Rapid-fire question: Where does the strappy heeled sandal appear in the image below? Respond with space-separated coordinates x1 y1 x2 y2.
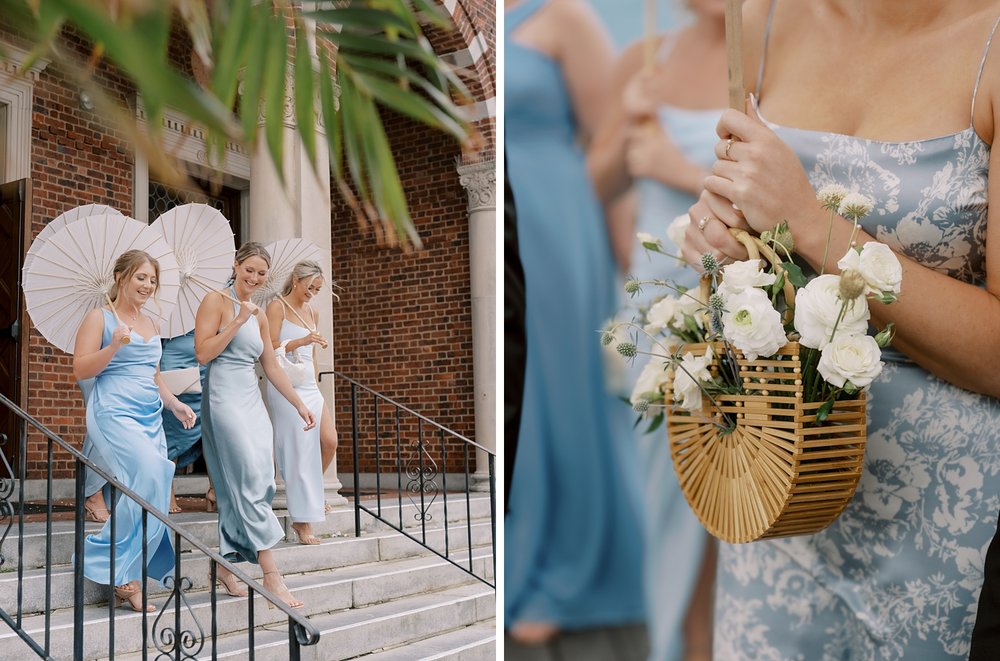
213 570 248 597
84 505 110 523
114 582 155 612
291 523 321 546
262 571 304 610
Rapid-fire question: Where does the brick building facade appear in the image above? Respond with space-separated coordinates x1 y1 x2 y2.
0 2 496 482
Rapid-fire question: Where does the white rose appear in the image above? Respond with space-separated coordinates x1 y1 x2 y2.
818 333 883 389
645 296 678 334
837 242 902 296
673 346 714 411
630 355 672 407
793 274 870 349
716 259 777 300
667 214 690 250
721 287 788 361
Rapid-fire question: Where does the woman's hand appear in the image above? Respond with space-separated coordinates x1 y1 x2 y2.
111 324 131 349
704 104 819 238
169 399 197 430
304 331 327 349
297 404 317 431
682 190 753 270
235 300 259 324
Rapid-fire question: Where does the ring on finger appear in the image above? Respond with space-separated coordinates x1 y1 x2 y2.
697 216 712 231
724 137 735 160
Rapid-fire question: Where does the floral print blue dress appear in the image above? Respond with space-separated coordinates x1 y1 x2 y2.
713 9 1000 660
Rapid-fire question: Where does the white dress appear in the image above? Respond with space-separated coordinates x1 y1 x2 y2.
266 316 326 523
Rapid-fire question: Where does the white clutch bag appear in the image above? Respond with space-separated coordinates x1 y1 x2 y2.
160 366 202 396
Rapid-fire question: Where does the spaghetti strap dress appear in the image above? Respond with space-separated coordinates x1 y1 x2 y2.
265 316 325 523
80 309 175 586
713 5 1000 659
505 0 645 630
201 289 284 563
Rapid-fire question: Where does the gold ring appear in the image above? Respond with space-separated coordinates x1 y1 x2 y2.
724 137 735 160
697 216 711 231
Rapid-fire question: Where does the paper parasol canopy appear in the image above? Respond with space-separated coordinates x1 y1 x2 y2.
22 214 180 353
148 203 236 338
23 204 124 273
252 238 324 306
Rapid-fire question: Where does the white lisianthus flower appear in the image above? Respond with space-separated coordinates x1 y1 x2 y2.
793 274 870 349
716 259 777 301
667 214 690 250
721 288 788 360
637 232 662 251
817 183 849 210
837 192 875 221
837 242 902 297
630 355 672 408
644 296 679 335
818 333 883 389
673 346 714 411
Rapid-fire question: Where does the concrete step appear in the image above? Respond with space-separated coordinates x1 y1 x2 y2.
361 619 496 661
107 584 495 661
0 495 494 572
0 550 494 661
0 521 494 616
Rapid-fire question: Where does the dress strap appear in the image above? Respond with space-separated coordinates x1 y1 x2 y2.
755 0 780 101
506 0 547 37
970 12 1000 126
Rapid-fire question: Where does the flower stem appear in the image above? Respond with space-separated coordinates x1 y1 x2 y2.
820 209 835 274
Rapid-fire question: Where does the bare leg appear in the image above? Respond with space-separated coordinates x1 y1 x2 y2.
682 537 717 661
259 549 303 608
320 407 338 513
214 561 248 597
508 621 559 646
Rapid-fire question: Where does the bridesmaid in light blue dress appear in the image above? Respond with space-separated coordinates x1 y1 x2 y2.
194 242 316 609
505 0 646 646
265 261 333 546
590 5 729 656
686 1 1000 658
73 250 196 612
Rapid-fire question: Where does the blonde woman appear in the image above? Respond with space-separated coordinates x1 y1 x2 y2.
194 242 316 609
73 250 196 612
264 260 339 545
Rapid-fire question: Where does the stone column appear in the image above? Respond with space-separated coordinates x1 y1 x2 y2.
457 161 496 491
249 97 347 509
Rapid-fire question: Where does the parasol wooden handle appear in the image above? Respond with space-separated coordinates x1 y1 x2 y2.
725 0 745 111
104 293 131 345
278 294 328 348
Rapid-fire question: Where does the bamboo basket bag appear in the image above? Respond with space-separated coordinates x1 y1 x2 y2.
664 230 868 544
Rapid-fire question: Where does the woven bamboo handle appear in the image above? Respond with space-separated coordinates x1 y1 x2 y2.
104 293 131 345
725 0 745 111
729 229 796 323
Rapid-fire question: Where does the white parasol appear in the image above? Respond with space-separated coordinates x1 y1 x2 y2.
252 238 324 307
22 214 180 353
148 203 236 338
23 204 124 273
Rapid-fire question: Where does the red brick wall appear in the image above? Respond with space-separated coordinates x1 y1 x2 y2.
331 0 495 475
5 25 137 478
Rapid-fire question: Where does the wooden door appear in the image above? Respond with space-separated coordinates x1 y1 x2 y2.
0 179 28 476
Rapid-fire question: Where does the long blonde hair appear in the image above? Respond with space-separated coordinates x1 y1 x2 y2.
108 250 160 303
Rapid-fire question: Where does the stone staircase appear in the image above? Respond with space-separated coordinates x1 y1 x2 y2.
0 495 496 660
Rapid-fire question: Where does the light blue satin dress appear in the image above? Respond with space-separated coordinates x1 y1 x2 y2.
266 317 325 523
505 0 645 630
159 331 205 469
80 309 175 586
714 6 1000 659
201 290 284 563
628 95 722 661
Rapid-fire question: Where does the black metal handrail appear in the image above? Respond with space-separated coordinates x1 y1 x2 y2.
318 370 496 590
0 392 320 660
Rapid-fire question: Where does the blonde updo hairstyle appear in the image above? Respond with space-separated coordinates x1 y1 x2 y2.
229 241 272 284
108 250 160 303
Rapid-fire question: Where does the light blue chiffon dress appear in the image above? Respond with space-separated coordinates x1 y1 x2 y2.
159 330 205 469
201 290 284 564
80 309 175 586
714 7 1000 659
266 317 325 523
626 63 723 658
505 0 645 631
